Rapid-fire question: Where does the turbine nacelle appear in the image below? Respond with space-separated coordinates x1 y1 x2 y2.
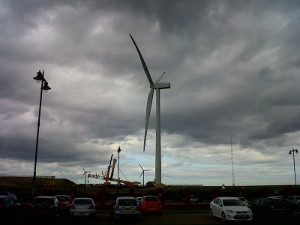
153 83 170 89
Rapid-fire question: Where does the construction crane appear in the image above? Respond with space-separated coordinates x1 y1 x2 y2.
89 154 140 186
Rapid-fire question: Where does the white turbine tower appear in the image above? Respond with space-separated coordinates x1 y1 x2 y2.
82 167 91 187
130 34 170 185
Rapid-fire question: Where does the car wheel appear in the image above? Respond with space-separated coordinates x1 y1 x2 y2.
221 212 226 223
209 208 214 218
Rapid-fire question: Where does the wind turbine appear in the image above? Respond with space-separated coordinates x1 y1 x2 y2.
130 34 170 185
139 164 151 187
82 167 91 187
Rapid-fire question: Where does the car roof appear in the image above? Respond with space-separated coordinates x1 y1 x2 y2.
35 196 56 199
0 195 10 198
117 196 136 200
217 197 240 200
73 197 93 200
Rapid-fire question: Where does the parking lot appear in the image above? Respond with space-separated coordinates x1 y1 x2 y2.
5 209 300 225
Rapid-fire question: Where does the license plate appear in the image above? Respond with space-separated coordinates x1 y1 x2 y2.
238 214 247 218
37 210 47 214
149 208 157 210
78 212 88 216
123 208 133 212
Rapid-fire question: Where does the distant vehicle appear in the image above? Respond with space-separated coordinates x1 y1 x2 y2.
69 198 96 217
55 195 71 211
190 195 199 203
112 196 141 220
136 197 143 205
0 195 21 215
238 197 248 206
250 197 292 219
139 195 163 214
209 197 253 223
286 195 300 208
30 196 60 217
0 192 17 201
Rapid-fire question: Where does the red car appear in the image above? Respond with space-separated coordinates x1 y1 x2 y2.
139 196 162 214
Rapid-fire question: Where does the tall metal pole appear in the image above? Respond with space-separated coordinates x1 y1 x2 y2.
117 146 121 185
32 78 44 197
230 136 235 187
289 148 298 188
32 71 51 197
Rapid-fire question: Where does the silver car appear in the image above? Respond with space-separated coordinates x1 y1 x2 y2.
209 197 253 222
69 198 96 217
112 196 141 220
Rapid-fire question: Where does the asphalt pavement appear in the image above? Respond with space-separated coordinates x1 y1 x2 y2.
5 209 300 225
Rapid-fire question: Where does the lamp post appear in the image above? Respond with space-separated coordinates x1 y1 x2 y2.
117 146 121 186
289 148 298 188
32 70 51 197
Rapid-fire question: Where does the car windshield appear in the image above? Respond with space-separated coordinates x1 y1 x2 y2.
0 197 6 204
34 198 53 205
145 197 159 201
56 196 71 202
118 199 137 206
223 199 244 206
272 198 287 207
74 199 92 205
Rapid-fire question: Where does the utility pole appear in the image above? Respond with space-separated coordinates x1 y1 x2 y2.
231 136 235 187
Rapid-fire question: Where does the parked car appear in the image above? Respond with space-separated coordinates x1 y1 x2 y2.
250 197 292 219
55 195 71 211
0 195 21 215
0 192 18 202
190 195 199 203
69 198 96 217
112 196 141 220
136 197 143 205
209 197 253 223
30 196 61 217
286 195 300 208
139 195 163 214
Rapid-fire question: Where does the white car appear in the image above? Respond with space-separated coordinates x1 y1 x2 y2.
209 197 253 222
69 198 96 217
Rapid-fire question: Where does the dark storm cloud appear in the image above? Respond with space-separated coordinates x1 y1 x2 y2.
1 0 300 184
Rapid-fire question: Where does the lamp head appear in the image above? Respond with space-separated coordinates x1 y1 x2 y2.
33 71 44 83
42 81 51 92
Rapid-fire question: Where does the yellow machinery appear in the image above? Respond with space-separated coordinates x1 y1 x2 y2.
88 154 140 186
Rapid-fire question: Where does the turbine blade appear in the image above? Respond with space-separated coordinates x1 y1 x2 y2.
144 88 154 151
139 164 143 170
155 72 166 84
139 171 143 178
129 34 153 86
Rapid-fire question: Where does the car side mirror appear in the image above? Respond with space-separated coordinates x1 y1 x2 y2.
218 203 223 207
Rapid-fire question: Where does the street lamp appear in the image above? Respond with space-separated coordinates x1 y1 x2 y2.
117 146 121 185
32 70 51 197
289 148 298 188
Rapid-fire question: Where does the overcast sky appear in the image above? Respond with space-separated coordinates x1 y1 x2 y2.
1 0 300 186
